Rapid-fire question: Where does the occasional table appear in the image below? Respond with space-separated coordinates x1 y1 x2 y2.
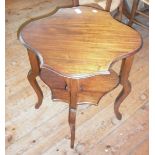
18 0 142 148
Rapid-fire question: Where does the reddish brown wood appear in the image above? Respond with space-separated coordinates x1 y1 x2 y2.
114 55 134 120
72 0 79 7
80 70 119 93
20 6 142 78
67 79 79 148
18 3 142 149
27 50 43 109
40 68 119 105
39 67 119 148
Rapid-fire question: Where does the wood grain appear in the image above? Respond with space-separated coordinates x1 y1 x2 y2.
19 6 142 78
40 68 119 105
17 1 143 148
6 0 148 154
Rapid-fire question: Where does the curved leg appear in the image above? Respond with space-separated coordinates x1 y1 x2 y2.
27 49 43 109
114 80 131 120
27 70 43 109
114 56 134 120
67 79 79 149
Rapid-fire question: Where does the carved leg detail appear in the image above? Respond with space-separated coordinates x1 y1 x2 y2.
27 70 43 109
114 80 131 120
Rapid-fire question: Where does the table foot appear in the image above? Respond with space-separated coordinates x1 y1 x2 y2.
27 70 43 109
68 108 76 148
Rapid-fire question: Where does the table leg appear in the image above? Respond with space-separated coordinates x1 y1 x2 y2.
68 79 79 148
114 55 134 120
27 70 43 109
27 49 43 109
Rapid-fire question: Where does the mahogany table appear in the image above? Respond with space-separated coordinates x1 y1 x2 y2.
18 0 142 148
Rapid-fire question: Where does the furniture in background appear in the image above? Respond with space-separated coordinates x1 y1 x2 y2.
79 0 121 12
128 0 149 29
142 0 149 5
18 0 142 148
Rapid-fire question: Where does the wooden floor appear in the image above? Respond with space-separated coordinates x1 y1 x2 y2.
6 0 149 155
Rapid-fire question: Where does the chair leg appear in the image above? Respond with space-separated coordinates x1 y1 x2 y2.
67 79 79 148
128 0 140 26
27 70 43 109
114 56 134 120
118 0 124 21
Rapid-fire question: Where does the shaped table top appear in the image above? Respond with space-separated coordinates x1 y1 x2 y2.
19 6 142 78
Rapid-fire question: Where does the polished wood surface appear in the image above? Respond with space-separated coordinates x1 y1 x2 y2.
18 2 143 149
6 0 148 153
39 64 119 148
40 68 119 104
19 6 142 78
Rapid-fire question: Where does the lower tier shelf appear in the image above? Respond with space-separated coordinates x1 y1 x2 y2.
40 67 119 105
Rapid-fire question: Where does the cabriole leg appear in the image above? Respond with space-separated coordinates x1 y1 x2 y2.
27 70 43 109
27 49 43 109
114 80 131 120
114 56 134 120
